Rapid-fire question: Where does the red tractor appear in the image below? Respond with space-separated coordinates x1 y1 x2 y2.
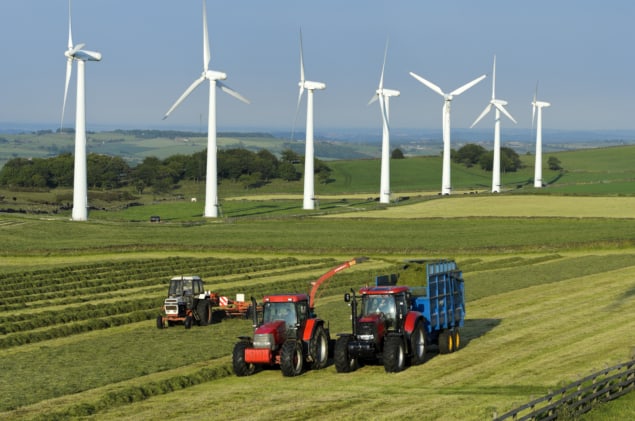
232 257 367 377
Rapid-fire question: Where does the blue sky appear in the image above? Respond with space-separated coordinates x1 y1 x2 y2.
1 0 634 132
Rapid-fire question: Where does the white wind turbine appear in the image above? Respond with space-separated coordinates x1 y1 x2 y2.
61 0 102 221
296 30 326 210
369 42 400 204
163 0 249 218
470 56 517 193
410 71 486 195
532 84 551 188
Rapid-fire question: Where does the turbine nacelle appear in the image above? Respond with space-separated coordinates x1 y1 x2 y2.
204 70 228 81
300 80 326 91
377 88 401 97
533 100 551 108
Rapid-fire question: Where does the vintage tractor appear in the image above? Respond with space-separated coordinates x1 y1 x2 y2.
232 257 367 377
156 275 219 329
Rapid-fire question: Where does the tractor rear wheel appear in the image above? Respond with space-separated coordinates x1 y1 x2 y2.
309 325 329 370
280 340 304 377
410 320 427 365
197 300 211 326
232 341 256 376
334 336 358 373
383 336 406 373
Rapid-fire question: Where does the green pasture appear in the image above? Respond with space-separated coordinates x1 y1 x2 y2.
1 143 635 419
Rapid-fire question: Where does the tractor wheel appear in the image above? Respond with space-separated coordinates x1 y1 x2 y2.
197 300 211 326
410 320 427 365
309 325 329 370
383 336 406 373
280 340 304 377
232 341 256 376
453 330 461 351
156 315 164 329
334 336 357 373
439 330 454 354
184 315 193 329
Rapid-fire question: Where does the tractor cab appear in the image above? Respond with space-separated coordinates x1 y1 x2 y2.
261 294 310 335
168 276 204 297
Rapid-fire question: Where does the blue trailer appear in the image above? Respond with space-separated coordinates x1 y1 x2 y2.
334 259 465 373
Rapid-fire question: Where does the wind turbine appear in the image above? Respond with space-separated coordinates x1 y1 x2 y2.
532 83 551 188
163 0 249 218
369 42 400 204
61 0 102 221
470 56 517 193
410 71 486 195
295 30 326 210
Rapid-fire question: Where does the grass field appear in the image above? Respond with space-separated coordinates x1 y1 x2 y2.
1 145 635 420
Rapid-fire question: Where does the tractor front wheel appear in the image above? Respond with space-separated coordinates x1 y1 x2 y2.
383 336 406 373
184 315 193 329
232 341 256 376
280 340 304 377
156 315 164 329
334 336 358 373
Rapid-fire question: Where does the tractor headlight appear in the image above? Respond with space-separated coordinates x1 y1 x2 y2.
253 333 275 350
358 334 375 341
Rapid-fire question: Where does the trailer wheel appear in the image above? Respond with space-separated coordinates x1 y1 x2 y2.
309 325 329 370
280 340 304 377
384 336 406 373
184 315 193 329
334 336 358 373
439 330 454 354
410 320 427 365
232 341 256 376
453 330 461 351
197 300 211 326
156 315 164 329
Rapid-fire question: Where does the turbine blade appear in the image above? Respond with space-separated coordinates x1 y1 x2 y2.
203 0 210 72
491 55 496 99
494 103 517 124
379 40 388 90
470 103 491 128
218 81 250 104
368 94 378 106
451 74 487 97
299 28 305 84
162 76 206 119
67 0 73 49
532 81 538 129
379 95 390 132
409 72 445 97
61 58 72 129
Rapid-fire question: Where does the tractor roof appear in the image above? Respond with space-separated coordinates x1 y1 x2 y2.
263 294 309 303
359 285 409 295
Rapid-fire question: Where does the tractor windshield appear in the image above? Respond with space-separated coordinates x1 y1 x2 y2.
362 294 396 327
263 302 297 326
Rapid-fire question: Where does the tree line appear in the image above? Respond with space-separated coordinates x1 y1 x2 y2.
0 148 333 193
453 143 562 172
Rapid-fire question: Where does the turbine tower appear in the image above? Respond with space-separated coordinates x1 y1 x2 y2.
163 0 249 218
410 71 486 195
296 30 326 210
369 42 400 204
61 0 102 221
532 84 551 188
470 56 517 193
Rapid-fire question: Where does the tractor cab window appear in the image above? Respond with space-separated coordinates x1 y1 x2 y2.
363 294 396 328
296 301 308 325
192 279 203 295
264 302 297 326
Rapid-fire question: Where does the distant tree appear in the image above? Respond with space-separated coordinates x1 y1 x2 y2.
548 156 562 171
455 144 486 167
479 147 522 172
278 161 301 181
391 148 405 159
281 148 301 164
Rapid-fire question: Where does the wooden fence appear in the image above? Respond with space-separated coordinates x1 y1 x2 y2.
494 359 635 420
